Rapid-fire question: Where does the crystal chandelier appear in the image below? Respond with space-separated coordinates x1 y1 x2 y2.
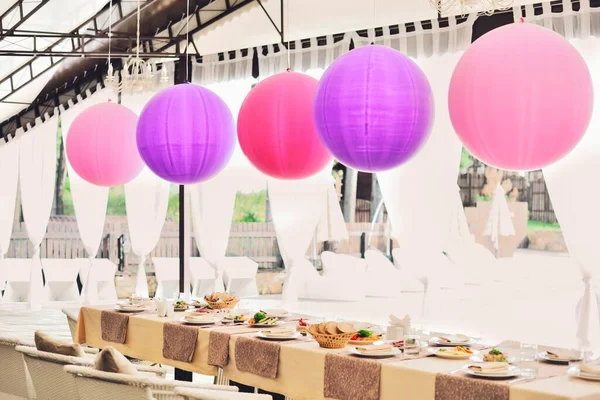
105 0 169 93
428 0 513 16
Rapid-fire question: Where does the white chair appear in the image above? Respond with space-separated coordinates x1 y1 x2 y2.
0 336 36 399
364 249 424 296
79 259 118 302
41 259 82 302
65 365 238 400
189 257 217 299
152 257 180 299
1 258 34 303
176 387 272 399
16 346 165 400
391 248 465 290
62 308 81 342
220 257 258 298
444 239 499 285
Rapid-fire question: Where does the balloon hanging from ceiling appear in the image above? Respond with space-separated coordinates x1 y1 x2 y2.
66 102 143 186
313 45 434 172
237 71 332 180
448 22 593 171
136 84 236 184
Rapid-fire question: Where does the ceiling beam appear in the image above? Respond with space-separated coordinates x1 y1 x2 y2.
0 0 51 41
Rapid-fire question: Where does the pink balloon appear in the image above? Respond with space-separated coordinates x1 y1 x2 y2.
237 72 332 179
66 102 143 186
449 23 593 171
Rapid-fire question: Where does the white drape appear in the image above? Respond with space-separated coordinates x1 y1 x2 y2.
377 52 464 254
0 139 20 258
193 49 255 86
544 36 600 351
483 183 516 251
122 68 173 298
60 88 112 304
448 184 472 244
20 113 57 310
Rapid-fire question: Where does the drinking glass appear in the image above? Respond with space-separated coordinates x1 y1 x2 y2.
519 343 538 378
403 328 420 356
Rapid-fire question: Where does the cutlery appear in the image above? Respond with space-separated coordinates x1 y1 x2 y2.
508 377 535 385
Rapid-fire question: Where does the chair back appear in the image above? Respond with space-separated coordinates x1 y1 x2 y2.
65 365 153 400
1 258 33 303
365 249 397 274
16 345 92 400
152 257 180 299
0 337 36 399
176 387 273 399
79 259 118 302
41 258 81 302
219 257 258 280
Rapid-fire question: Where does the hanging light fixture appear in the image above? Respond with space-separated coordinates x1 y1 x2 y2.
428 0 513 16
105 0 169 93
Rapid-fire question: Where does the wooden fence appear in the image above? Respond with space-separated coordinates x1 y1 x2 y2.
6 220 391 274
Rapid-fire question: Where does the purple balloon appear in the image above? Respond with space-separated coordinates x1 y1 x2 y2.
314 45 434 172
137 84 235 184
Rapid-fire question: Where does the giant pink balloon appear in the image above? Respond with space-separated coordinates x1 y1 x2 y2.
66 102 143 186
449 23 593 171
238 72 332 179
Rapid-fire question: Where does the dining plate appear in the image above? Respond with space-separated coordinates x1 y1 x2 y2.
470 355 517 364
114 306 147 313
249 322 283 328
567 367 600 381
180 317 219 325
348 339 383 346
348 347 401 358
463 365 521 379
256 331 301 341
429 337 474 347
262 309 289 318
539 353 581 364
429 348 476 360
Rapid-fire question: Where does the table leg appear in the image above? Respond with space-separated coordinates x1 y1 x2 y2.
229 381 285 400
175 368 193 381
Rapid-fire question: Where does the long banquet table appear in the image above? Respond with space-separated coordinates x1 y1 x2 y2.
76 306 600 400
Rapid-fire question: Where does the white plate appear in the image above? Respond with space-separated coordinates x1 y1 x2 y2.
249 322 282 328
470 354 517 364
348 338 384 346
568 367 600 381
463 365 521 379
539 352 580 364
349 347 401 358
429 348 476 360
114 306 147 313
429 336 474 347
257 331 301 341
180 317 219 325
262 309 289 318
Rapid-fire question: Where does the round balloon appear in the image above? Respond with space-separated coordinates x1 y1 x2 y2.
66 102 143 186
449 23 593 171
237 71 332 179
314 45 434 172
137 84 235 184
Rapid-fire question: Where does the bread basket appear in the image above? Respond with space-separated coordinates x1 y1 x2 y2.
310 331 356 349
206 298 239 310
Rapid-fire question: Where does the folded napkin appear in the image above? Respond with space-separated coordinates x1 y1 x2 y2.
100 310 129 344
435 373 509 400
234 336 280 379
438 334 469 343
324 353 380 400
262 330 294 337
468 362 509 373
580 363 600 376
355 344 393 354
389 314 411 328
541 347 581 361
162 322 199 362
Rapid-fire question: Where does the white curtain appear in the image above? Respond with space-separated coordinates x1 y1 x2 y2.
377 52 464 254
448 184 471 244
483 183 516 251
122 67 173 297
193 49 255 85
544 36 600 351
269 167 338 304
60 87 112 304
315 184 349 243
0 139 20 258
20 113 57 310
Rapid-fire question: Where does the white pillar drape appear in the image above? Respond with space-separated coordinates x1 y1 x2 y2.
20 114 57 310
483 183 516 251
0 139 20 259
448 184 471 244
377 52 464 255
60 88 112 304
544 37 600 351
122 72 173 298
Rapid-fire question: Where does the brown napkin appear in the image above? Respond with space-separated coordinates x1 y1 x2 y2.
162 322 199 362
435 374 508 400
100 310 129 344
234 336 280 379
324 353 380 400
208 331 231 367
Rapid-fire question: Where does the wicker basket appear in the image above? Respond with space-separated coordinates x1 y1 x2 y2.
206 298 239 310
310 331 357 349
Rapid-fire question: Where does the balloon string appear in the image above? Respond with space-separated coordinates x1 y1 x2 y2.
186 0 190 82
285 0 290 71
520 17 525 23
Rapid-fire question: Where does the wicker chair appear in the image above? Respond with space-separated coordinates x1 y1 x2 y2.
0 336 37 399
61 308 81 342
16 346 166 400
64 365 238 400
176 388 273 400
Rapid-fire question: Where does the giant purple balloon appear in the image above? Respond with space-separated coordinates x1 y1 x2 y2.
314 45 434 172
137 84 235 184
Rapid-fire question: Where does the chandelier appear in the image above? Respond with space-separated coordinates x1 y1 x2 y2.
428 0 513 16
104 0 169 93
